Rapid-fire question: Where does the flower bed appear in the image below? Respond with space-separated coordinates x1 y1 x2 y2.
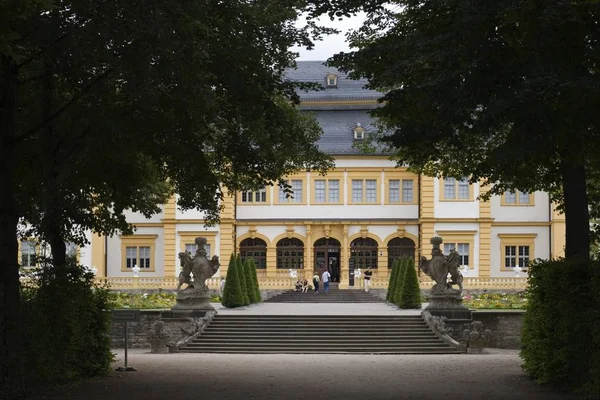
111 291 221 309
462 292 527 309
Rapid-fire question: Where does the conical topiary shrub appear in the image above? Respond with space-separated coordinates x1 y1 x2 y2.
393 256 409 306
237 254 250 306
249 258 261 302
221 253 244 308
244 258 257 304
398 256 421 309
386 259 399 301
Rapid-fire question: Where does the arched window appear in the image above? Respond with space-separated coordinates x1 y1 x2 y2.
276 238 304 269
350 237 378 270
239 238 267 269
388 237 416 268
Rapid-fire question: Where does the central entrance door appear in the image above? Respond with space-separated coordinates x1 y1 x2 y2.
313 238 341 283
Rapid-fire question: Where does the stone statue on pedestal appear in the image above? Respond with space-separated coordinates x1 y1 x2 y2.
420 236 471 319
173 237 220 311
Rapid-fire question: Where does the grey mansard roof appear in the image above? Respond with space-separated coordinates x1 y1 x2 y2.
287 61 382 103
288 61 388 155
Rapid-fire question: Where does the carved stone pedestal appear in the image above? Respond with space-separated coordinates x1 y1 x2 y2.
425 292 472 320
172 288 214 311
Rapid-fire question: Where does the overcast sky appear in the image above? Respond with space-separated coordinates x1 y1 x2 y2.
293 13 366 61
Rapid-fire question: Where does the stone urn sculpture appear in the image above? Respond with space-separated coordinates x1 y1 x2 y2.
172 237 220 311
462 320 492 354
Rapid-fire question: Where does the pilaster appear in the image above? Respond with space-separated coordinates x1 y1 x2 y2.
478 183 492 277
420 175 435 258
163 195 177 277
551 203 566 258
91 233 106 277
219 188 236 277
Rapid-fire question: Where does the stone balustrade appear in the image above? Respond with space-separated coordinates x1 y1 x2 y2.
87 275 528 290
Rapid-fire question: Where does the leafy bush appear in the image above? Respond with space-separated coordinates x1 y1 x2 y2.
111 291 176 309
237 254 250 306
20 260 113 392
520 258 599 396
397 256 421 309
386 259 399 301
249 258 261 302
221 253 245 308
243 258 258 303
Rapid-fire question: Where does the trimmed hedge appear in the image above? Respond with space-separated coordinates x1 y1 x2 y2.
221 253 245 308
392 257 409 306
386 259 399 301
19 261 113 396
520 258 600 396
244 258 258 304
236 254 250 306
249 258 262 302
397 256 421 309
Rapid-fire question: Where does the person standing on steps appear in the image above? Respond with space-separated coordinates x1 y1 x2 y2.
313 271 320 293
364 268 373 293
322 269 331 294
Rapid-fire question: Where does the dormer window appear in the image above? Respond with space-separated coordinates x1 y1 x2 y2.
326 73 338 87
354 123 365 140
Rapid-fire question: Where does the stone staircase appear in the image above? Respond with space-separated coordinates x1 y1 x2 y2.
179 314 460 354
264 283 383 303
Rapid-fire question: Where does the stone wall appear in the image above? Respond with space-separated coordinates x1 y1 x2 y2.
111 310 214 349
470 310 524 349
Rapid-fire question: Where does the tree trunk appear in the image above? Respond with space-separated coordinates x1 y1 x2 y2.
42 57 67 270
0 54 24 397
562 160 590 260
49 230 66 268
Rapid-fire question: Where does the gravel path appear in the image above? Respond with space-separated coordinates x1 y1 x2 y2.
33 349 578 400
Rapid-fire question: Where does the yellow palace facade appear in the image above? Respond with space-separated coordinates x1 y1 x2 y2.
19 62 566 290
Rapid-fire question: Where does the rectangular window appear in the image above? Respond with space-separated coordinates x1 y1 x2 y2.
366 179 377 203
504 245 530 268
444 242 469 266
504 192 517 204
315 180 326 203
444 178 456 199
505 246 517 268
241 191 252 203
503 190 533 206
185 243 197 255
518 245 530 267
126 246 137 269
242 188 267 203
518 192 530 204
279 180 288 203
389 180 400 202
185 243 211 257
291 180 303 203
458 178 470 199
139 246 151 269
352 180 363 202
328 180 339 203
402 180 413 202
21 240 36 268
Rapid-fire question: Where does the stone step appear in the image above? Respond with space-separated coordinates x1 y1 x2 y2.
191 338 444 344
198 332 433 338
180 346 460 354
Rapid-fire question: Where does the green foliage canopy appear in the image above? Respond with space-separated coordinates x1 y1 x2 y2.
313 0 600 259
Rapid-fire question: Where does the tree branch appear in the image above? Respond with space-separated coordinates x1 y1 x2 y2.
16 68 113 143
